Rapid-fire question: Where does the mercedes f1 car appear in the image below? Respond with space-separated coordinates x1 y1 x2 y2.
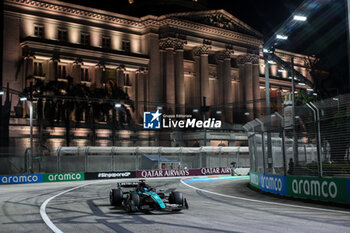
109 179 189 212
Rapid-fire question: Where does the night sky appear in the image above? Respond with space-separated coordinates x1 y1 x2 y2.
59 0 350 91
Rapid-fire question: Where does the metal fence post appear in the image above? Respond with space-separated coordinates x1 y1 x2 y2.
111 147 114 172
57 147 61 173
306 102 323 177
256 119 266 174
275 112 287 176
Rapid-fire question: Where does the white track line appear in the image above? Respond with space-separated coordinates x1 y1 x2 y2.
39 177 205 233
40 182 95 233
180 178 350 215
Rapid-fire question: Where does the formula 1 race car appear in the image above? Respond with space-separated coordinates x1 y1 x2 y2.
109 179 189 212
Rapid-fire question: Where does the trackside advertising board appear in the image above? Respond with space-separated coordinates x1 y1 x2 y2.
137 167 231 178
260 173 287 195
249 171 260 189
43 172 84 182
85 171 136 180
0 174 43 184
287 176 348 204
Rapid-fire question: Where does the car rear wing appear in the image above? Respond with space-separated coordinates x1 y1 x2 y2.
117 182 139 188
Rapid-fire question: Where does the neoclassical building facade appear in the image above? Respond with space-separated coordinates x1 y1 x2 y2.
2 0 313 151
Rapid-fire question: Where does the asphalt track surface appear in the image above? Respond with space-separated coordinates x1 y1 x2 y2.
1 177 350 233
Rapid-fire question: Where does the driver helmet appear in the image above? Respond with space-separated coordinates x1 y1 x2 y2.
143 187 148 192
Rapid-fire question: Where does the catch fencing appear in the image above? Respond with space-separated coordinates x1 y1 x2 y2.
244 93 350 177
0 146 249 175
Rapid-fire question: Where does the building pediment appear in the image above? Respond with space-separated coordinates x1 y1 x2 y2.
166 10 263 39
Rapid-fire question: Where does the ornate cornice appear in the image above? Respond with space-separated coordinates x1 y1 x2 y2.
5 0 144 29
236 54 259 64
5 0 263 48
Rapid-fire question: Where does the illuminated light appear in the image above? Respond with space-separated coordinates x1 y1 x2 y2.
298 82 306 86
35 55 50 60
156 106 163 110
263 48 273 54
306 88 313 92
244 112 250 116
267 60 274 64
333 97 339 101
115 103 122 108
293 15 307 21
278 69 285 73
216 110 222 114
313 93 318 96
60 58 74 63
295 116 300 119
276 34 288 40
20 97 28 101
193 109 199 113
0 91 4 95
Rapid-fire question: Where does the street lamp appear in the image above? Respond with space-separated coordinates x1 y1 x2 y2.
293 15 307 21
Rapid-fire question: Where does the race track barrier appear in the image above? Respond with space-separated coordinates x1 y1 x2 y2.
250 172 350 205
0 167 232 185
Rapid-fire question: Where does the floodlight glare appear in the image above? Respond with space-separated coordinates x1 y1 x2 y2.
0 91 4 95
293 15 307 21
244 112 250 116
193 108 199 113
313 93 318 96
306 88 313 92
20 96 27 101
216 110 222 114
276 34 288 40
115 103 122 108
298 82 306 86
332 97 339 101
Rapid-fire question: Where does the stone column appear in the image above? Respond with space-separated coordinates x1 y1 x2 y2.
174 39 186 114
223 49 234 123
117 66 125 88
135 68 145 123
94 63 104 88
253 62 261 118
160 37 175 112
48 56 59 82
24 55 34 78
237 54 259 121
193 44 211 106
148 34 162 104
71 59 82 85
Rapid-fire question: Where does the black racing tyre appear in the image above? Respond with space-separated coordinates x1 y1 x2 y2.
130 193 140 207
169 191 183 205
126 193 140 212
110 189 123 206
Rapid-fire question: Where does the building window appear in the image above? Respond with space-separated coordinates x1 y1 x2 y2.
33 62 44 76
102 36 111 49
122 41 130 52
81 67 89 82
58 64 67 79
58 29 68 42
34 25 44 38
81 33 90 46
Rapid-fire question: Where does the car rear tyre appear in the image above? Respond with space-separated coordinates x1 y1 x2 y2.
110 189 123 206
